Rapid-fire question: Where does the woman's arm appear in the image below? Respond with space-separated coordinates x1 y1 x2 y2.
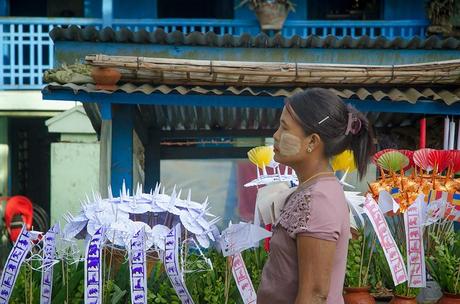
295 236 337 304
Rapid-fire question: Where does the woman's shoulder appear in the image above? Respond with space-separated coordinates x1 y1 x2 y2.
309 177 346 202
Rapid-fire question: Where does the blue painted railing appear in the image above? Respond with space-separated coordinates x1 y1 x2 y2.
0 17 429 90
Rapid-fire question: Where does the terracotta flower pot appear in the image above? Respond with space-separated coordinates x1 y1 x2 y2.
91 67 121 91
437 293 460 304
344 287 376 304
254 2 289 30
389 295 417 304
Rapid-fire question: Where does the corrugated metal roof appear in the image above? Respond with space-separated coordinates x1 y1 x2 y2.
44 82 460 105
50 26 460 50
83 100 420 132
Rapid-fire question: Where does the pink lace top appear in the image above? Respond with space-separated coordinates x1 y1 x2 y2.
257 176 350 304
275 188 313 238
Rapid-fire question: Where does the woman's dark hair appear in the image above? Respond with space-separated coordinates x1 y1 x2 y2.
285 88 375 179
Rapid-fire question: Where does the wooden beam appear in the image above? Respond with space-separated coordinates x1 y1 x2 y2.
160 146 251 159
158 129 276 139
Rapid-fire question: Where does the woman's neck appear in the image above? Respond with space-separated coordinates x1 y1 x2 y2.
293 158 332 185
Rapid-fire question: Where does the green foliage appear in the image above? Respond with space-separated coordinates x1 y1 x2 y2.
426 229 460 294
8 246 268 304
345 229 375 288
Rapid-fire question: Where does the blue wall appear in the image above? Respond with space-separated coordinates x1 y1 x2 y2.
84 0 157 19
84 0 101 18
82 0 428 21
383 0 426 20
113 0 157 19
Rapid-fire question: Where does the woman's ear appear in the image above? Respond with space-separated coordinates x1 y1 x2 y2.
307 133 321 152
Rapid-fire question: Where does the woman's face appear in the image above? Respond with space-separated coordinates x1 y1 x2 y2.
273 107 313 166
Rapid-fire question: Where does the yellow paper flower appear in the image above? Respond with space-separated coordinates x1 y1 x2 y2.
331 150 356 172
247 146 274 169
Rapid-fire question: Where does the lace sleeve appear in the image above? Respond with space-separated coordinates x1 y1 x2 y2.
276 189 312 238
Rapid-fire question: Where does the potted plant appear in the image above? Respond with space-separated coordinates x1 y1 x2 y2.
236 0 296 31
344 228 377 304
426 224 460 303
426 0 455 35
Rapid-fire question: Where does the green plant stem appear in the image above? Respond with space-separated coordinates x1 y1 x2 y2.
358 229 366 287
455 259 460 294
62 259 67 304
224 257 231 304
363 233 376 286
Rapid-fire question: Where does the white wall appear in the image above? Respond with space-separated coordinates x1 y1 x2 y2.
50 141 100 225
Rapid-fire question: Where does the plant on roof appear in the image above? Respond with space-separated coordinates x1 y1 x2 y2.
426 0 458 35
236 0 296 12
235 0 296 31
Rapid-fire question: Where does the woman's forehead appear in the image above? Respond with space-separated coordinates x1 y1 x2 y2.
281 106 296 123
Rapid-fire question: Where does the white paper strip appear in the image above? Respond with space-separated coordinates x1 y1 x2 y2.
444 117 450 150
450 120 456 150
85 227 104 304
164 223 194 304
231 253 257 304
129 228 147 304
404 196 426 288
40 224 59 304
363 195 408 286
457 119 460 150
0 225 32 304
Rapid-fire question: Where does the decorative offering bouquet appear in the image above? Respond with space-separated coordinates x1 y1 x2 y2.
0 180 271 304
361 148 460 299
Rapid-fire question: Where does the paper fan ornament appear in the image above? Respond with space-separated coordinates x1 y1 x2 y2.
450 150 460 173
331 150 356 172
413 148 435 172
376 150 409 172
248 146 277 169
428 150 452 173
399 149 414 171
372 149 396 165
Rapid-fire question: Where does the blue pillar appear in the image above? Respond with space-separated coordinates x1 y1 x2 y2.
144 130 160 192
111 104 133 193
0 0 9 16
102 0 113 27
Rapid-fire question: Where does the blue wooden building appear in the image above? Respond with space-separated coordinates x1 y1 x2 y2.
1 0 460 222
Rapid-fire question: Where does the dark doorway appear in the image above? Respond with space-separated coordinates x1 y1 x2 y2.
9 117 58 225
157 0 234 19
308 0 381 20
8 0 83 17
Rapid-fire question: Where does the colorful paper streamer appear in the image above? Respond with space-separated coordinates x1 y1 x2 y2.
363 195 408 286
0 225 32 304
404 196 426 288
85 227 104 304
231 253 257 304
164 223 194 304
40 224 59 304
129 228 147 304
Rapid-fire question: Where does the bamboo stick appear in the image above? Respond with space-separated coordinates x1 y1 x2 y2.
85 54 460 86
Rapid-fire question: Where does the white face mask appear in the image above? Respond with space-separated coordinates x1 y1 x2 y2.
279 132 302 156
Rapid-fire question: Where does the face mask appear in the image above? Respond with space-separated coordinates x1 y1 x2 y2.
279 132 302 156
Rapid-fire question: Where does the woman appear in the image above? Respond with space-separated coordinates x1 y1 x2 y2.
257 88 374 304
